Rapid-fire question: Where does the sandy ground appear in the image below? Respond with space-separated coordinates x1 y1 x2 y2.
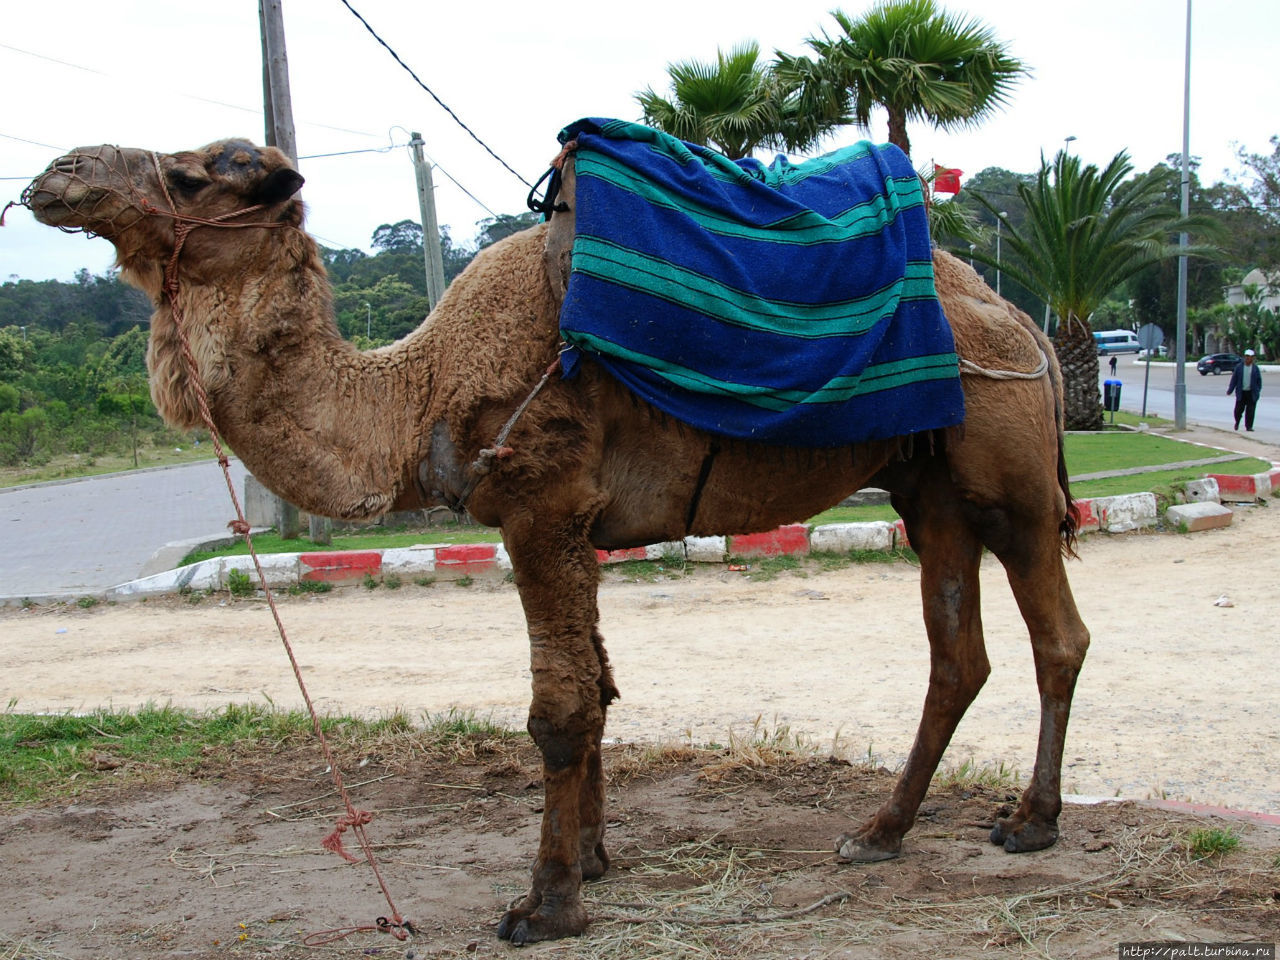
3 499 1279 818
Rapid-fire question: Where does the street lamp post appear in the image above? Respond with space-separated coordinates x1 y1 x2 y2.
364 302 371 339
1063 135 1077 154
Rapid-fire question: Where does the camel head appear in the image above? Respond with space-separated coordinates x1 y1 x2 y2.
24 140 305 295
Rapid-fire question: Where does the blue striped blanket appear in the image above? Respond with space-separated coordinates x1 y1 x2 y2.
555 117 964 447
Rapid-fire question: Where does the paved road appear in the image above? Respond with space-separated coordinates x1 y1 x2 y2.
1101 360 1280 444
0 459 247 601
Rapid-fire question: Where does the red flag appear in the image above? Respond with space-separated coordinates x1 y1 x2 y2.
933 164 963 194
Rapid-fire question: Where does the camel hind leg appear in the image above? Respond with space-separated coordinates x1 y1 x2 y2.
837 459 991 860
983 502 1090 851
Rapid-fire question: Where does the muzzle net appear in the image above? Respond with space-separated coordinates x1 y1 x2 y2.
12 146 158 238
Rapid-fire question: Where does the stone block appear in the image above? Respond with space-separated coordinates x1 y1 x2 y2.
728 524 810 558
1179 477 1220 504
298 550 381 583
810 521 894 553
1210 473 1263 503
1166 501 1234 532
684 535 727 563
1090 493 1158 533
243 473 277 527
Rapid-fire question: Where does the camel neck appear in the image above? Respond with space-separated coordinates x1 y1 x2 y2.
149 254 437 522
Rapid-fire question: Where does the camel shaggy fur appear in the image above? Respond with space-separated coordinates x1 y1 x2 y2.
26 139 1090 945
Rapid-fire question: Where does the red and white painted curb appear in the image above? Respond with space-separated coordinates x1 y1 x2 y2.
103 469 1276 602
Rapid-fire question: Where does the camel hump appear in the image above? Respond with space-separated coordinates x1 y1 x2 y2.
933 249 1046 374
543 157 576 304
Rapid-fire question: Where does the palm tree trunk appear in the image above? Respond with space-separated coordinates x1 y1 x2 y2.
886 107 911 156
1054 314 1103 430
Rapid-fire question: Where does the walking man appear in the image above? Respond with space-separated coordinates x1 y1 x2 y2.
1228 349 1263 431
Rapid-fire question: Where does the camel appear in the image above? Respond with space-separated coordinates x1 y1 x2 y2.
24 138 1090 945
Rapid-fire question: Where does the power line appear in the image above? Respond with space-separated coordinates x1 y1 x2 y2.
423 153 499 219
300 143 407 160
0 42 377 139
337 0 533 189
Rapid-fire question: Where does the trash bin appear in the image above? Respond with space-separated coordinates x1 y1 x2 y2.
1103 379 1122 412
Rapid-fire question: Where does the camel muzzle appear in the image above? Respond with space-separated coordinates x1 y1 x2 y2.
22 145 149 237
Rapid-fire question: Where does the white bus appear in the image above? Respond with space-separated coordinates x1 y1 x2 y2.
1093 330 1141 355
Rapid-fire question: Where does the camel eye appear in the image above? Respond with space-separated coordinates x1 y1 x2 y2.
169 171 208 193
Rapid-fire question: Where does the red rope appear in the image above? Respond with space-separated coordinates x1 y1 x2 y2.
153 155 412 943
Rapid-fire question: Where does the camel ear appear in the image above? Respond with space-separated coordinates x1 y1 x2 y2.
253 168 305 206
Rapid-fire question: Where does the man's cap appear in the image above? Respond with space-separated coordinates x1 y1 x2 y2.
1245 349 1256 356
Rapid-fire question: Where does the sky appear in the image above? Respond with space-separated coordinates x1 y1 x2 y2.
2 0 1277 283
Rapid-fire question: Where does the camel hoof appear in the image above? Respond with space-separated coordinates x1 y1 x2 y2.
497 899 587 944
835 832 900 863
581 841 611 881
990 816 1059 853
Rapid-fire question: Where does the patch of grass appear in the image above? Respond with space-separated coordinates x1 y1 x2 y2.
226 567 255 597
420 707 511 740
0 704 334 803
734 554 804 582
808 503 900 525
413 576 435 587
699 717 820 781
932 757 1022 791
454 575 474 588
605 557 689 581
287 580 332 595
1186 827 1241 860
0 704 510 805
1062 431 1240 474
362 572 379 590
384 573 403 589
75 596 98 609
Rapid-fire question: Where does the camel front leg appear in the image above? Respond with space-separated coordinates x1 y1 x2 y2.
837 483 989 861
497 519 614 945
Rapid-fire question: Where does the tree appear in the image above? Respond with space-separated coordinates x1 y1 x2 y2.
371 220 424 254
1229 136 1280 271
969 150 1216 430
477 212 542 251
777 0 1027 157
637 42 797 159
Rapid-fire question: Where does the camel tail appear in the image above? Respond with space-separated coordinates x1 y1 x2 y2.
1042 335 1079 559
1057 432 1080 558
1013 307 1079 559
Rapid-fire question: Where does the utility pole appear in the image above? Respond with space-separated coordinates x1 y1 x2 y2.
259 1 327 542
409 132 447 310
259 0 297 166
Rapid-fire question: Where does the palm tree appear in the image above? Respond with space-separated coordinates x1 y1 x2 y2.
777 0 1026 157
968 150 1218 430
636 42 796 160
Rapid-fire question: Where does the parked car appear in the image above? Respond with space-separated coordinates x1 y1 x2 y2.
1196 353 1242 376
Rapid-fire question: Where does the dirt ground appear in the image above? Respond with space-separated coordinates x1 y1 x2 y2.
2 502 1280 957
